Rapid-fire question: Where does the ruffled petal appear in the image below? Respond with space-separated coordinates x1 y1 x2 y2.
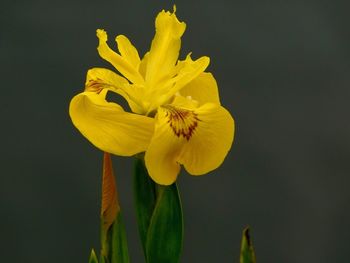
145 9 186 87
96 29 144 84
179 72 220 105
171 54 210 93
144 102 234 185
69 91 154 156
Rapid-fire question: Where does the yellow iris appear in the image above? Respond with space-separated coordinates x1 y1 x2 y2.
69 8 235 185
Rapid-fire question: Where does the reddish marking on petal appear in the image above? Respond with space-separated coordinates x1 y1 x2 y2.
85 78 108 93
163 105 200 140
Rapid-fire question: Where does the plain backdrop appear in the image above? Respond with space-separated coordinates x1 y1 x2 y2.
1 0 350 262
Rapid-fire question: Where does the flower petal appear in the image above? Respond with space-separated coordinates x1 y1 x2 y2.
144 109 183 185
179 72 220 105
96 29 144 84
84 67 145 114
172 54 210 93
178 103 234 175
139 52 149 78
115 35 141 69
85 67 129 93
146 55 210 112
69 91 154 156
145 9 186 87
145 103 234 185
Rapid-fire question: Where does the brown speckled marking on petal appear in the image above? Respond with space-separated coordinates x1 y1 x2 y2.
85 78 108 93
163 105 200 140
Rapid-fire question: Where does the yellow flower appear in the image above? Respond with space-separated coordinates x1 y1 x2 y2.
69 8 235 185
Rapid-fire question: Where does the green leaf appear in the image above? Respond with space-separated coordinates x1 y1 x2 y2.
240 227 256 263
89 249 98 263
146 184 183 263
110 213 130 263
133 156 157 255
99 255 106 263
100 212 130 263
133 155 184 263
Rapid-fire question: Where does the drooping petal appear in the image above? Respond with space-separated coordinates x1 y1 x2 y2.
145 9 186 87
144 102 234 185
115 35 141 69
179 72 220 105
144 107 183 185
178 103 234 175
69 90 154 156
96 29 144 84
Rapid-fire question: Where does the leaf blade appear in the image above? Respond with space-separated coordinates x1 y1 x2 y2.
133 156 157 255
146 184 183 263
240 227 256 263
89 249 98 263
110 213 130 263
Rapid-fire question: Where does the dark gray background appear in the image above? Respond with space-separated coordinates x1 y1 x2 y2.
1 0 350 262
